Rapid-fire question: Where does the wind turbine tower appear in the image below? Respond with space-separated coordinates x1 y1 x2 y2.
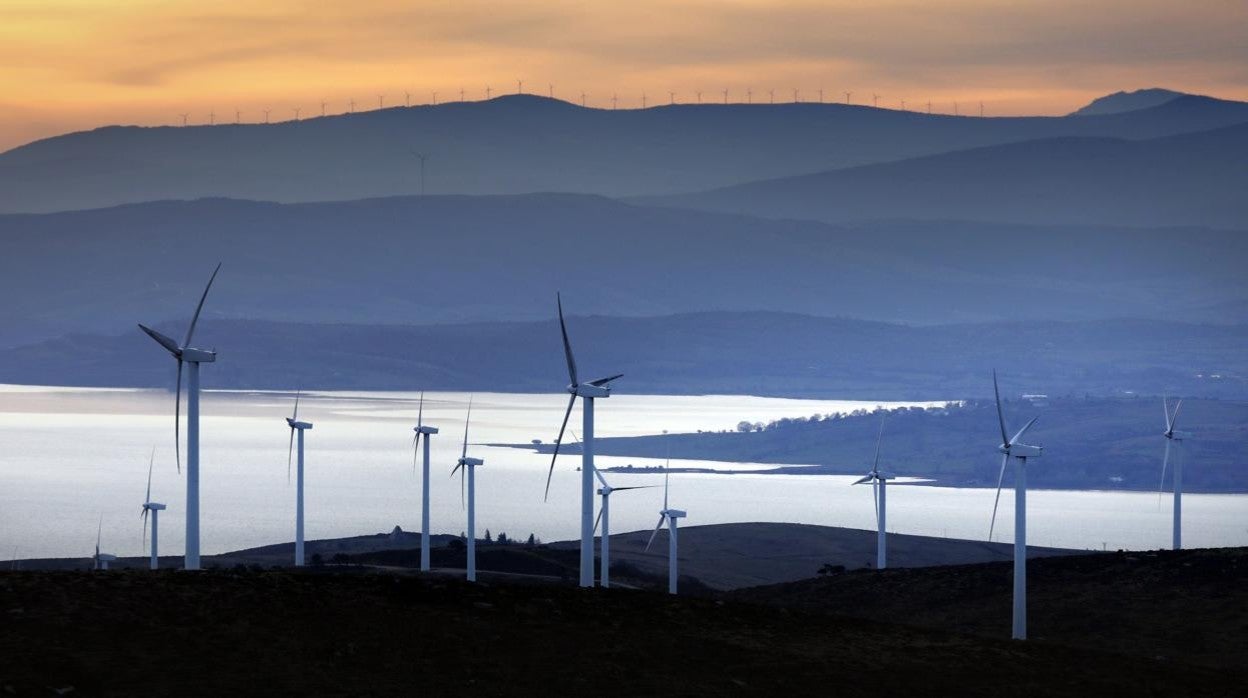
1159 398 1189 549
451 399 484 582
285 391 313 566
412 392 439 571
593 469 652 588
645 467 687 595
844 91 852 104
853 417 894 569
137 262 222 571
544 294 623 588
141 449 166 570
988 370 1043 640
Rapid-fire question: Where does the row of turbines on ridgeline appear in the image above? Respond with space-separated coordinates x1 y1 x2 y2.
92 264 1194 641
170 83 991 126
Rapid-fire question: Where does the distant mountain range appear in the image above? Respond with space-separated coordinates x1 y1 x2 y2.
1 313 1244 400
1069 88 1194 116
2 92 1247 214
2 194 1246 348
642 121 1248 227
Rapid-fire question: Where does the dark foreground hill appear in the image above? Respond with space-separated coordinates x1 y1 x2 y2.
729 546 1248 671
2 548 1244 695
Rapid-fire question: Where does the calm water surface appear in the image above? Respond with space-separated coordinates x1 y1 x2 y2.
1 385 1244 560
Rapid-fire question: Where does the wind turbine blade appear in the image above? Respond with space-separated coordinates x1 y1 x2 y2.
587 373 624 387
417 391 424 428
556 292 579 386
145 447 155 503
594 506 604 535
174 360 183 474
873 479 879 525
988 453 1009 541
460 467 465 509
137 324 181 356
593 466 608 489
142 508 149 549
461 396 473 460
663 463 670 511
1169 399 1183 433
645 516 666 552
544 394 578 501
852 473 873 485
287 427 295 483
97 515 102 550
1163 396 1172 432
1159 438 1171 508
413 432 420 474
993 369 1009 446
612 486 657 491
183 262 222 348
872 415 885 473
1010 416 1040 446
292 390 301 421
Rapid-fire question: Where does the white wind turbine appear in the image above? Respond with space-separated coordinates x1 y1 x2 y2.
852 416 894 569
450 398 483 582
987 369 1042 640
592 468 653 588
544 293 623 588
411 391 439 571
138 262 222 571
141 449 167 570
1159 397 1189 549
285 390 313 566
644 466 687 595
93 517 117 571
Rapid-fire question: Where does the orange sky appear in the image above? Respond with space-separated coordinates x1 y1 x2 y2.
1 0 1245 151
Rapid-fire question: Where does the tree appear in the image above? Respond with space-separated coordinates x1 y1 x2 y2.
737 420 753 432
497 531 509 545
484 529 492 542
526 533 536 546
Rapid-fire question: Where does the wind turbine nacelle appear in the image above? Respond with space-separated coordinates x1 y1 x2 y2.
574 383 611 398
1168 430 1191 440
459 457 484 467
144 502 167 511
287 419 313 430
663 508 687 519
181 348 217 363
1006 444 1042 458
416 425 440 435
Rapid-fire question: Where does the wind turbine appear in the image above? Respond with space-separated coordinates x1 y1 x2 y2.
320 101 327 117
409 149 427 196
137 262 222 571
93 517 117 571
722 88 728 104
485 85 491 99
669 91 676 105
793 88 799 103
844 91 852 104
873 93 880 107
987 369 1043 640
412 391 439 571
432 91 438 105
179 113 189 127
593 469 653 588
696 90 702 103
544 293 623 588
580 91 587 107
852 416 893 569
746 88 752 104
377 94 384 109
263 109 271 124
209 110 215 125
517 79 523 94
768 89 774 104
141 448 167 570
405 91 411 107
1159 397 1189 549
285 390 313 567
644 466 687 595
451 398 483 582
612 94 618 110
293 107 301 121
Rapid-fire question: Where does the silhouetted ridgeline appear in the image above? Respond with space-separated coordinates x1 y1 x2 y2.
575 397 1248 492
1 194 1245 348
0 314 1244 401
2 92 1247 213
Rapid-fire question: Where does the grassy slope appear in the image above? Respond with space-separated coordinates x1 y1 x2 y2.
1 564 1242 696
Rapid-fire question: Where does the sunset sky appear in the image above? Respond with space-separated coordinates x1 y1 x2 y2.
1 0 1245 151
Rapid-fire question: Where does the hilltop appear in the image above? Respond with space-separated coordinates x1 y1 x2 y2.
3 92 1248 213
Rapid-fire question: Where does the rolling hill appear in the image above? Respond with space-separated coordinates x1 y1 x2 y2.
3 93 1248 213
1 194 1245 348
644 121 1248 227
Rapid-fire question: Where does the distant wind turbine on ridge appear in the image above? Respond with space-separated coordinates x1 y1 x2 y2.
1159 397 1189 549
412 391 439 571
137 262 222 571
141 448 167 570
285 390 313 567
988 369 1043 640
93 516 117 571
544 293 623 588
852 415 894 569
593 468 654 588
451 398 484 582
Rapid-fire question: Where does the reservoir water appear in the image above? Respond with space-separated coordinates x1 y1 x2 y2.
1 385 1244 560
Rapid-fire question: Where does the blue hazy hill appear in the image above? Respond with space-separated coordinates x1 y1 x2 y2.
1069 88 1191 116
1 195 1245 348
2 92 1247 213
642 119 1248 227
